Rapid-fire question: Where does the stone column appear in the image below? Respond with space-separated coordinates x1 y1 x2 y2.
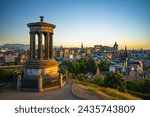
16 75 21 91
33 34 36 59
44 34 48 59
38 76 43 92
45 33 49 59
38 32 43 60
47 33 50 59
30 32 34 59
59 73 63 88
49 33 53 59
44 34 46 59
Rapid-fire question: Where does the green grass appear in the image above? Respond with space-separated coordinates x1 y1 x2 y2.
75 80 141 100
127 90 150 100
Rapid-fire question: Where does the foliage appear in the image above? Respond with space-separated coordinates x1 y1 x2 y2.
87 58 97 74
0 83 16 91
89 76 104 86
67 72 88 82
68 62 80 74
76 81 140 100
78 58 88 73
98 61 110 71
128 90 150 100
104 72 126 92
0 68 23 83
77 74 89 81
68 58 97 75
126 78 150 94
0 69 14 83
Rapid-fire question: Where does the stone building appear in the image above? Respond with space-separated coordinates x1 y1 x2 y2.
113 42 118 58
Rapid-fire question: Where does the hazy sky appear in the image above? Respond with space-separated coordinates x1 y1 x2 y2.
0 0 150 49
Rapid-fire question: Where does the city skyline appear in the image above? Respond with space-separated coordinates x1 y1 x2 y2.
0 0 150 49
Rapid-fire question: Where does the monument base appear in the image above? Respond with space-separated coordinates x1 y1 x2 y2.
17 59 67 91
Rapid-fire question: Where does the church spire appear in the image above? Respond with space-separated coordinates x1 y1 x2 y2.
81 42 83 49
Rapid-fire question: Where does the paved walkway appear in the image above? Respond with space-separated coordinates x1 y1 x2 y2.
0 80 81 100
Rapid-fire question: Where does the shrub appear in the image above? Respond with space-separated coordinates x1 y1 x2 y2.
98 61 110 71
104 72 126 92
68 58 96 75
126 78 150 94
0 69 14 83
89 77 104 86
77 74 88 81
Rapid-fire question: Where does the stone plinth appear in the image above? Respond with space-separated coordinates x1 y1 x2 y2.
24 59 59 78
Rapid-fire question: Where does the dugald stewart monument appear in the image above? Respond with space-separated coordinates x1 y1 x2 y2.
17 16 67 91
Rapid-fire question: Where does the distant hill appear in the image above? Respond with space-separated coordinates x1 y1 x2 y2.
1 44 29 49
0 44 59 49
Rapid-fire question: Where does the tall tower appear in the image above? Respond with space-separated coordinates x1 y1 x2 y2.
113 42 118 58
124 45 128 58
21 16 66 91
81 42 83 49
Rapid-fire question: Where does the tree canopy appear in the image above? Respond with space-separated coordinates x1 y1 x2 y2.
98 61 110 71
104 72 126 92
68 58 97 75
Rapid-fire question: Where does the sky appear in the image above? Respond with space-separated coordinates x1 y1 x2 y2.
0 0 150 49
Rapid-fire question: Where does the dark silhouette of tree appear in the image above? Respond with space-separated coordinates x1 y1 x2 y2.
88 57 97 74
79 58 88 73
104 72 126 92
98 61 110 71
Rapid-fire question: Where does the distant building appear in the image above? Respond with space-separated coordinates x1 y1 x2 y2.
19 53 27 63
53 48 57 58
86 47 91 55
81 42 85 53
94 45 103 52
69 49 75 54
113 42 118 58
123 46 128 58
127 59 143 72
4 55 17 65
0 52 4 57
81 42 83 49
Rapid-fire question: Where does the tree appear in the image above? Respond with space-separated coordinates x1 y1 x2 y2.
77 73 88 81
79 58 88 73
127 78 150 94
68 58 97 75
98 61 110 71
68 62 80 74
88 58 97 74
104 72 126 92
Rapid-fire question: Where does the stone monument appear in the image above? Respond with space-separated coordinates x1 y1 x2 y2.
20 16 66 91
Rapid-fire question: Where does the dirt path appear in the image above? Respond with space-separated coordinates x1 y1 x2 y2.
72 82 104 100
0 80 82 100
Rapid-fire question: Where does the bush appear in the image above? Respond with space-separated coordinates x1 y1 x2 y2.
89 77 104 86
67 72 88 81
98 61 110 71
128 90 150 100
0 69 14 83
77 74 88 81
68 58 96 75
67 72 73 79
126 78 150 94
104 72 126 92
